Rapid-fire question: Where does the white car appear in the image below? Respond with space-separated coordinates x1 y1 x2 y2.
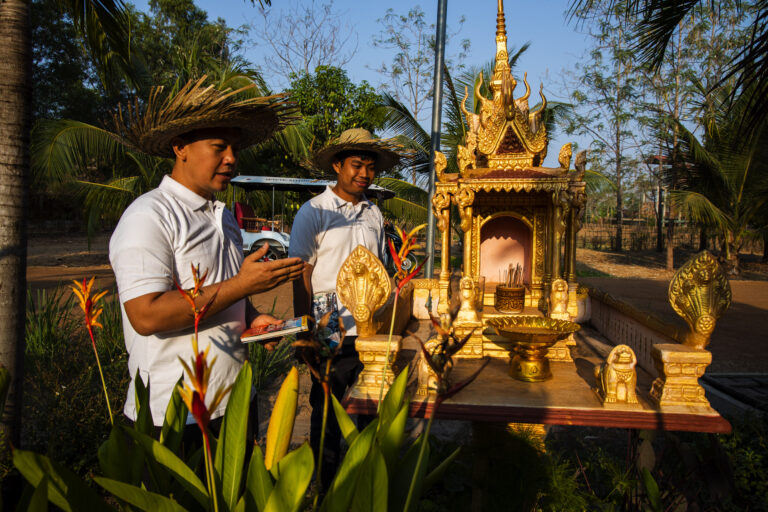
241 228 290 260
232 175 394 260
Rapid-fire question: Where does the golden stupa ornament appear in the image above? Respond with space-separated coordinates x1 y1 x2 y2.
456 0 552 172
668 250 731 349
336 245 391 337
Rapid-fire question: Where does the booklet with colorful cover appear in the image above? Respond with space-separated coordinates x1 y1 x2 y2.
240 315 311 343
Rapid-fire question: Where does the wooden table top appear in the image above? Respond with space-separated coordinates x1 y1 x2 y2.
344 321 732 434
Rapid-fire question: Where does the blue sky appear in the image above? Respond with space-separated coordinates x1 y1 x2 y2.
133 0 592 167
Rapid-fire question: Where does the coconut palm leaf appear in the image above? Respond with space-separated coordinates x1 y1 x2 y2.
378 93 431 186
31 119 127 186
63 0 140 89
584 168 615 195
670 189 731 233
375 177 429 226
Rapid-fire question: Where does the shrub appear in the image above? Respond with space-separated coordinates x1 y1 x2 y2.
22 285 127 476
25 286 78 362
249 336 294 392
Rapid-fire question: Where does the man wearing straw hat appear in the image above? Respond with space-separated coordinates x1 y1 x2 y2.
290 128 402 488
109 79 305 438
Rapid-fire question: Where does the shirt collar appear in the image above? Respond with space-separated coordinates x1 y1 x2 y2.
323 185 370 210
159 175 223 211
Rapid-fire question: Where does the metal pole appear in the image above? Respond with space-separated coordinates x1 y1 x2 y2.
424 0 448 279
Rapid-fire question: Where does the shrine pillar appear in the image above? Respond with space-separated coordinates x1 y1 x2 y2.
432 187 453 315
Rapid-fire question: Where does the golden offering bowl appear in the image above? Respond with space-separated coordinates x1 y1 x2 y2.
488 316 581 382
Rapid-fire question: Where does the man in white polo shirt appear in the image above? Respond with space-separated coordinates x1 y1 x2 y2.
109 81 304 437
290 128 402 488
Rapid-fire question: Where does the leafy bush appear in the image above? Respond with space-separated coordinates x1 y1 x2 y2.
719 413 768 511
25 286 78 362
249 336 294 392
22 285 127 476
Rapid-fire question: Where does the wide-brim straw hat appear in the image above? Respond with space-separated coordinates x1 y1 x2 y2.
114 76 297 158
310 128 403 173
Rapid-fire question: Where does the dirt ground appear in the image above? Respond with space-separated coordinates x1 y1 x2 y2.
26 233 768 375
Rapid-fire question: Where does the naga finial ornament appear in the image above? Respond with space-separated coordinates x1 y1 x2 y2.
336 245 391 337
668 251 731 349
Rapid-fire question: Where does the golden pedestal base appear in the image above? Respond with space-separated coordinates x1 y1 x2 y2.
649 343 713 411
354 335 402 395
546 337 575 362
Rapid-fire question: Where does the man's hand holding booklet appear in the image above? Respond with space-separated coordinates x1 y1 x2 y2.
240 315 311 343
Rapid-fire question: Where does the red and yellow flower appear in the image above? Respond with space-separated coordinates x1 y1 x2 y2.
71 277 113 425
387 223 427 291
178 336 231 431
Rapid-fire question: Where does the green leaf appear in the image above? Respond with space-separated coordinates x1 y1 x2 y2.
331 393 358 446
321 419 379 512
98 426 134 484
264 443 314 512
244 444 273 512
390 435 430 511
348 447 388 512
379 402 409 471
378 365 408 434
134 372 154 437
13 449 113 512
641 468 661 512
422 446 461 493
93 477 187 512
124 427 209 508
27 474 49 512
265 367 298 471
160 378 188 454
215 364 252 510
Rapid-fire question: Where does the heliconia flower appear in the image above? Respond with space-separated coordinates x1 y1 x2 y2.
173 264 219 335
71 277 113 425
178 338 231 431
389 223 427 289
72 277 108 331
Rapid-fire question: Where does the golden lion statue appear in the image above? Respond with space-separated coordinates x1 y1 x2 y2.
595 344 639 405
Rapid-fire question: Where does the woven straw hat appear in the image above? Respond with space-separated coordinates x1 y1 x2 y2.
114 77 297 158
311 128 402 173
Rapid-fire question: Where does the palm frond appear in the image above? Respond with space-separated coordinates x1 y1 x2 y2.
584 169 615 194
64 0 140 89
379 197 428 225
670 189 731 232
31 119 127 186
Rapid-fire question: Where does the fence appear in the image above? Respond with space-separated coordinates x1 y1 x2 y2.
578 222 765 254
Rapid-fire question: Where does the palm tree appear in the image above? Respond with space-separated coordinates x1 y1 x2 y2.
0 0 140 446
673 84 768 274
0 0 33 445
567 0 768 133
32 72 312 239
0 0 274 442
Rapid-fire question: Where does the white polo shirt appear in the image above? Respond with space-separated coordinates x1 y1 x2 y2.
109 176 246 426
288 186 386 336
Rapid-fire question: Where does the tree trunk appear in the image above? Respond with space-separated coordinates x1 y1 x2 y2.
666 209 675 271
656 183 664 252
763 230 768 263
724 232 741 275
0 0 31 446
699 225 707 251
615 186 623 251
